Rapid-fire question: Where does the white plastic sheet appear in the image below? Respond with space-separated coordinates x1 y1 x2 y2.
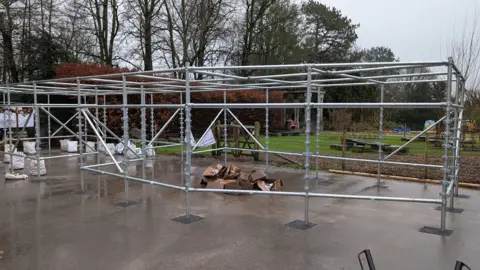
29 159 47 176
4 144 16 163
85 141 96 153
67 141 78 153
23 141 36 155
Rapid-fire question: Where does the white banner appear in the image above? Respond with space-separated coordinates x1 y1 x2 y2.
0 110 35 128
197 129 216 147
186 130 217 148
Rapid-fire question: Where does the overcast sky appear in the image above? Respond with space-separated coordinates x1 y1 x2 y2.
318 0 478 62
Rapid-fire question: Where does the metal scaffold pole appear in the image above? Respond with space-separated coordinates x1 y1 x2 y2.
7 87 12 168
265 88 269 174
454 81 466 197
47 94 51 155
377 85 385 187
95 88 100 165
441 58 453 232
449 77 460 209
2 92 5 154
122 75 129 203
223 90 227 165
315 87 322 181
185 66 192 218
33 83 41 180
103 95 107 143
141 86 146 180
180 93 184 183
304 66 312 225
77 79 85 192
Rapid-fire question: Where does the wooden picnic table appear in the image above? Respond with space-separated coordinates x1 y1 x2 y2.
346 138 391 151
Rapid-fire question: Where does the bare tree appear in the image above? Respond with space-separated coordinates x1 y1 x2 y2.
58 0 98 62
0 0 22 82
157 0 234 77
124 0 164 70
78 0 122 65
449 8 480 91
238 0 275 69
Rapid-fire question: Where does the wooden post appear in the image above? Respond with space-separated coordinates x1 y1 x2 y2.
212 120 221 156
424 132 429 182
254 121 260 161
232 121 240 157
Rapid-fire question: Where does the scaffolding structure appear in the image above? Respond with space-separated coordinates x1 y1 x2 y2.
0 58 466 234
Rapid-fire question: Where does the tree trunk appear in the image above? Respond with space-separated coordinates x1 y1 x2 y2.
144 19 153 70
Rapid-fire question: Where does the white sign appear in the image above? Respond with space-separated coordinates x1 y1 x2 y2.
186 133 196 146
197 129 216 147
0 110 35 128
186 130 217 148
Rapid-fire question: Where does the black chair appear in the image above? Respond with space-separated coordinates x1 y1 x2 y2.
358 249 376 270
358 250 472 269
455 261 471 270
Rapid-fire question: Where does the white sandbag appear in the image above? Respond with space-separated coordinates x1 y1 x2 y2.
29 159 46 176
97 142 105 153
85 141 96 153
60 139 68 152
106 143 115 154
146 147 156 157
145 160 154 168
23 141 36 155
4 144 16 163
67 141 78 153
125 144 138 159
115 143 124 154
5 172 28 180
11 152 25 170
128 163 137 176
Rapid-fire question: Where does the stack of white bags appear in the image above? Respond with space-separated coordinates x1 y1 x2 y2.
29 159 47 176
23 141 36 155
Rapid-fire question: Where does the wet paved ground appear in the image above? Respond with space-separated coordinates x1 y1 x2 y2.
0 150 479 270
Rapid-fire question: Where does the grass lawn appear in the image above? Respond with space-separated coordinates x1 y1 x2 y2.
155 132 480 157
